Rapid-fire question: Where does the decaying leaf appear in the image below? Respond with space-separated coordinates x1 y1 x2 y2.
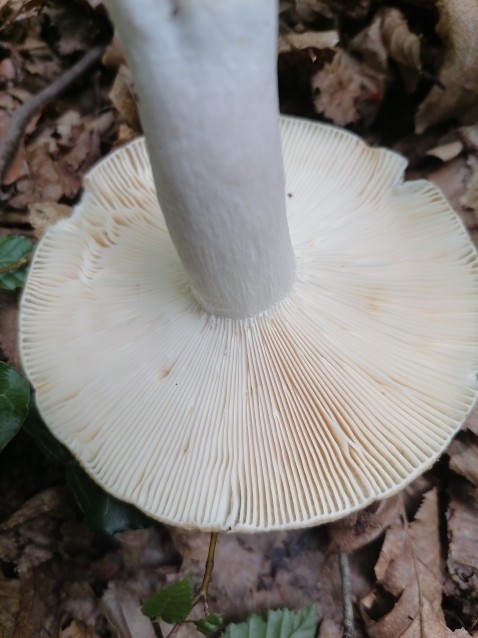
416 0 478 132
312 49 386 126
427 140 464 162
109 64 141 131
448 435 478 485
0 575 20 638
60 620 101 638
0 487 64 532
328 496 402 554
279 31 339 54
460 165 478 212
360 489 459 637
102 582 156 638
447 488 478 600
28 201 71 239
381 8 421 93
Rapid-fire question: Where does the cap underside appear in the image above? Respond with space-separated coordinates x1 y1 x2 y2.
20 117 478 531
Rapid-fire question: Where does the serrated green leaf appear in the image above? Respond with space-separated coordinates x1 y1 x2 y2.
0 362 30 452
66 462 152 535
23 402 73 463
195 614 224 635
142 578 193 624
221 606 316 638
0 236 33 290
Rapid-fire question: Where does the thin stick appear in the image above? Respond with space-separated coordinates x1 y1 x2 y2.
165 532 219 638
339 552 354 638
0 44 105 188
191 531 218 613
0 253 32 275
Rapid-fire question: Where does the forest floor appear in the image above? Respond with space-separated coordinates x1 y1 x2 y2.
2 1 478 637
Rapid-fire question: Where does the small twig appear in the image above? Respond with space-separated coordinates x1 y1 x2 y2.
165 532 219 638
0 252 32 275
339 552 354 638
0 44 106 189
191 531 218 613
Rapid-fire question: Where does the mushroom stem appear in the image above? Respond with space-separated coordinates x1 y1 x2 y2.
107 0 296 319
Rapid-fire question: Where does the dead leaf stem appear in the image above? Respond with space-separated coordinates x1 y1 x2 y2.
0 44 105 196
339 552 354 638
165 532 218 638
0 252 32 275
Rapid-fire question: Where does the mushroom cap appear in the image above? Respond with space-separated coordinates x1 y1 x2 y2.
20 117 478 532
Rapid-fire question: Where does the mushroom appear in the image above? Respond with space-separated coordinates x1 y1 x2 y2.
19 0 478 532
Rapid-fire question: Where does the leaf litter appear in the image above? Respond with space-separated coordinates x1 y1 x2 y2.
2 0 478 636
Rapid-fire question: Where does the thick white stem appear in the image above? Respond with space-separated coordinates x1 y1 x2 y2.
108 0 296 318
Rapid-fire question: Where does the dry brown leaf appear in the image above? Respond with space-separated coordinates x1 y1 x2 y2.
102 35 125 70
427 140 464 162
447 488 478 599
448 435 478 485
0 296 21 369
60 620 100 638
101 582 156 638
168 526 343 626
0 488 63 532
312 49 385 126
109 64 141 131
360 489 456 638
0 575 20 638
279 31 339 54
381 8 421 71
328 496 402 554
0 0 46 30
416 0 478 133
459 124 478 152
29 201 71 239
460 165 478 211
463 402 478 436
13 565 59 638
349 15 387 75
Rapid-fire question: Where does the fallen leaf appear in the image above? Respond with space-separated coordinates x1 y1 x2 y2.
416 0 478 132
328 496 402 554
0 575 20 638
448 434 478 485
460 164 478 211
0 487 64 532
28 201 71 239
168 526 343 627
381 8 421 92
102 582 157 638
279 31 339 54
312 49 386 126
360 489 459 637
60 620 100 638
427 140 464 162
459 124 478 152
447 487 478 599
0 295 21 369
109 64 141 131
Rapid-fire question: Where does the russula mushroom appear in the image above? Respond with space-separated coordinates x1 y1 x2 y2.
20 0 478 532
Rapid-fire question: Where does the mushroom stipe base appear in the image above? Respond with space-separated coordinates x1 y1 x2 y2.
20 116 478 532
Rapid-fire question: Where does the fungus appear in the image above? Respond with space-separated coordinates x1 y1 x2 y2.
20 0 478 532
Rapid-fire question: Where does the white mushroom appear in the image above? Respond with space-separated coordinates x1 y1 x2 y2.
19 0 478 531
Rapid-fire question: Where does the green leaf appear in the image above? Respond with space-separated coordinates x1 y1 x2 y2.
0 362 30 452
221 606 316 638
194 614 224 635
0 236 33 290
66 462 152 535
23 402 73 464
142 578 193 624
